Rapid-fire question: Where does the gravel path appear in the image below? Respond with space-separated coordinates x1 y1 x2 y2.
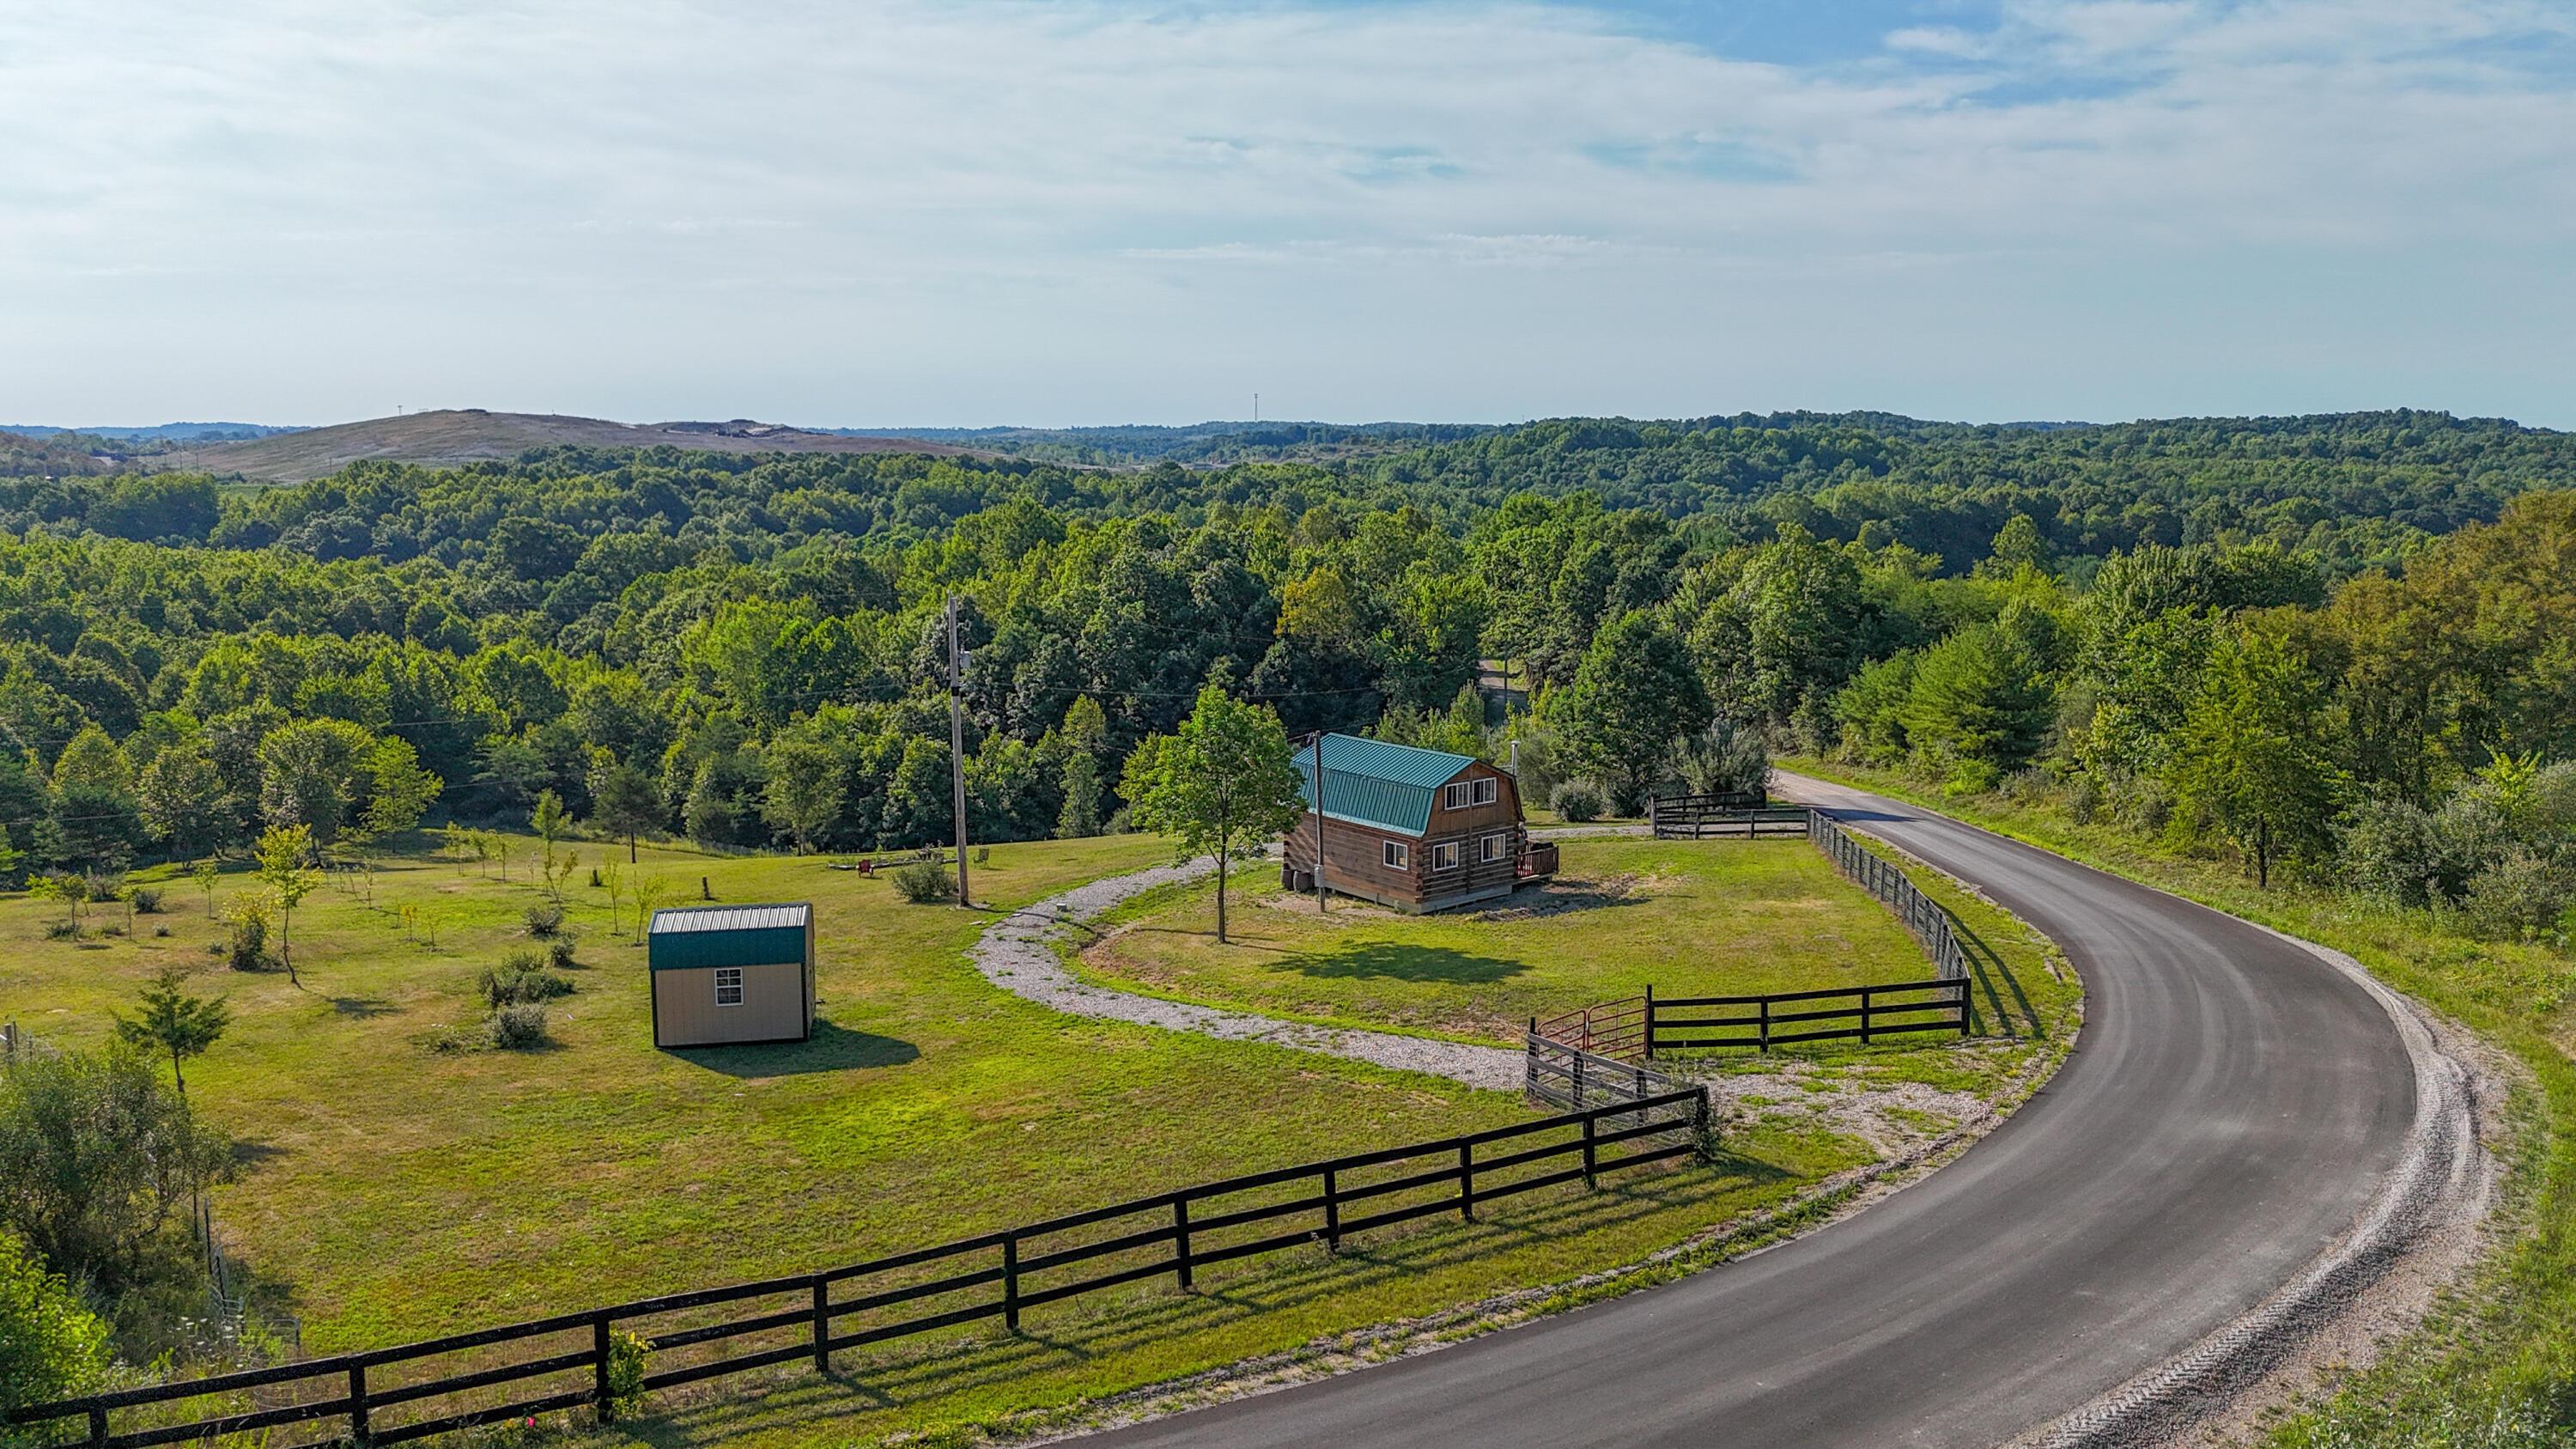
970 856 1523 1092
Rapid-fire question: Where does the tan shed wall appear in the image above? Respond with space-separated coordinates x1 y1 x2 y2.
654 960 810 1046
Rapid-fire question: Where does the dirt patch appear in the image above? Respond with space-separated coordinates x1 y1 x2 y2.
1467 871 1654 922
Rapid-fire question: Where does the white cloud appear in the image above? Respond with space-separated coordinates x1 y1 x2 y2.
0 0 2569 423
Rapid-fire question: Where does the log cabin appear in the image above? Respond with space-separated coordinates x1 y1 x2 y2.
1283 734 1558 912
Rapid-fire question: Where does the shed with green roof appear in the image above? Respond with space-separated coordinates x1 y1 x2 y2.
648 903 816 1047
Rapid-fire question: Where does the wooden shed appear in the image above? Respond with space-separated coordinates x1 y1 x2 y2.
648 904 816 1049
1283 734 1553 913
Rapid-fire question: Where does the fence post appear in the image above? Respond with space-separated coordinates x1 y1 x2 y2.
1003 1233 1021 1331
1582 1113 1597 1188
1173 1196 1194 1291
1860 987 1873 1045
811 1275 830 1373
349 1362 369 1444
1323 1167 1341 1251
592 1311 612 1423
1457 1142 1475 1221
1643 985 1655 1057
1759 996 1771 1053
1959 979 1974 1038
88 1407 106 1449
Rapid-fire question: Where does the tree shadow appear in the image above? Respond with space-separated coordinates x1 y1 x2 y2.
674 1020 922 1078
1265 944 1529 984
1948 909 2043 1038
330 995 397 1019
231 1139 290 1169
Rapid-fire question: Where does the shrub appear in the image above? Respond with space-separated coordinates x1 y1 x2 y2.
42 922 77 941
604 1328 652 1418
522 904 566 938
1550 780 1606 824
545 937 578 971
152 925 170 939
489 1004 550 1050
891 861 957 904
2460 852 2570 942
128 888 162 915
224 904 271 971
1 1227 116 1412
479 953 574 1008
2336 796 2445 907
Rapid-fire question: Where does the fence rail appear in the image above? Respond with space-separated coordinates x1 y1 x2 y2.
1528 807 1974 1068
1647 795 1805 839
11 1091 1709 1449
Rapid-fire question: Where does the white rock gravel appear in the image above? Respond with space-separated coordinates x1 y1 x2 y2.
970 855 1524 1092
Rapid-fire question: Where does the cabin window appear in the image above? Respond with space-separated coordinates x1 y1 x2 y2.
1443 781 1469 810
1431 841 1461 871
714 967 744 1007
1472 777 1499 807
1478 832 1507 863
1382 839 1409 869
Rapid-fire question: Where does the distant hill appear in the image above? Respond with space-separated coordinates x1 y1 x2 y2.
3 421 301 442
822 420 1498 466
156 410 969 483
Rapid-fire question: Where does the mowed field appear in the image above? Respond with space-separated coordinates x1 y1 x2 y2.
1080 837 1936 1044
0 831 2045 1446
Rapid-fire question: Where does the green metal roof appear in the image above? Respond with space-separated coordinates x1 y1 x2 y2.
1291 734 1475 837
647 904 811 971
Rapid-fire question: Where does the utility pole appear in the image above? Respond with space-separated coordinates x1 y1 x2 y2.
1309 731 1328 915
947 594 971 907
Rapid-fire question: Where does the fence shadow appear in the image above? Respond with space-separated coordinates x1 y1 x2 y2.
1947 910 2042 1038
1267 943 1529 985
674 1020 921 1078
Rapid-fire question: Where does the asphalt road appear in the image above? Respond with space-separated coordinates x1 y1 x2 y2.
1080 774 2419 1448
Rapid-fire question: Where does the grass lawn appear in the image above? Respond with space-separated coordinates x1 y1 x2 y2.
1076 837 1937 1045
1782 758 2576 1447
0 831 1910 1447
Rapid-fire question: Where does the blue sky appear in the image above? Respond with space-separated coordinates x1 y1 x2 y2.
3 0 2573 428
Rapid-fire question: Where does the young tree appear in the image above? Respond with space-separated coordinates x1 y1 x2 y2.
1548 611 1710 812
113 965 230 1101
632 874 666 938
588 758 663 863
1118 685 1306 944
255 823 319 986
192 857 222 919
359 736 440 845
2166 624 2345 888
531 788 572 852
27 873 84 937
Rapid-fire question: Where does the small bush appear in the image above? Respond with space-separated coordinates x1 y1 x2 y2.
604 1329 652 1418
546 937 579 971
1550 780 1606 823
892 861 958 904
43 920 78 941
152 924 171 938
420 1022 489 1055
523 904 566 938
489 1004 550 1050
2460 852 2570 942
129 888 163 915
480 953 574 1008
225 907 271 971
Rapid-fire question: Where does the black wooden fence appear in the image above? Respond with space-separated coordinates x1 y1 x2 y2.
1647 795 1807 839
1527 807 1974 1066
10 1091 1709 1449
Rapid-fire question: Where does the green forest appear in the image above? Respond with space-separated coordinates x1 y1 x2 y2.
0 409 2570 937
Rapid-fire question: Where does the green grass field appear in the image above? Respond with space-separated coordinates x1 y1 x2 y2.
1782 758 2576 1446
1078 837 1939 1044
0 825 2069 1446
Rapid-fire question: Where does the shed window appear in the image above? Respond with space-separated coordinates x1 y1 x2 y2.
1382 839 1409 869
714 967 744 1007
1443 781 1469 810
1431 841 1461 871
1472 777 1499 807
1478 832 1508 863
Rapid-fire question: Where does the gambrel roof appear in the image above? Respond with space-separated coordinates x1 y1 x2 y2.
1291 734 1479 837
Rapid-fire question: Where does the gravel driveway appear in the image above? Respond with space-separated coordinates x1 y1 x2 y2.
970 855 1523 1092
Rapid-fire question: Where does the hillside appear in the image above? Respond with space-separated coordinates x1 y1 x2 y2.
160 409 969 483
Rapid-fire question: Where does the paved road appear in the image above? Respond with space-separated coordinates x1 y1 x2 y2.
1080 775 2419 1448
